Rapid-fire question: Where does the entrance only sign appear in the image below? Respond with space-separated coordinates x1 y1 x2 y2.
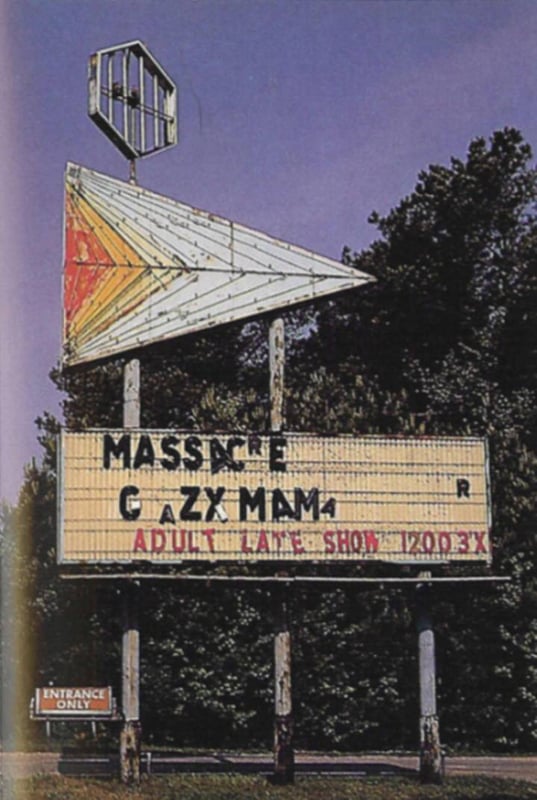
32 687 116 717
62 163 372 368
58 430 491 565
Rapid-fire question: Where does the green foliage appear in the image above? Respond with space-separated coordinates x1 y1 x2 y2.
140 585 273 747
292 586 417 750
326 128 537 392
0 438 123 749
307 128 537 751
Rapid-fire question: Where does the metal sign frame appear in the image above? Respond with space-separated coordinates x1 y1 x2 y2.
88 40 177 160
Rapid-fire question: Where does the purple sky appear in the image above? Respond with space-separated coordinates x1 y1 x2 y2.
2 0 537 503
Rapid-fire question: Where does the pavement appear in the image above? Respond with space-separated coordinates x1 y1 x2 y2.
1 750 536 783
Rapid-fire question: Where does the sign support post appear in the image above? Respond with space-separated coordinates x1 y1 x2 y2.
120 358 142 784
269 316 294 784
123 358 141 428
273 580 294 784
416 574 442 784
269 317 285 432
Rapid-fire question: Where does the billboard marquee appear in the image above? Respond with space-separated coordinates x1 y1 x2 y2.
63 163 373 367
59 430 491 564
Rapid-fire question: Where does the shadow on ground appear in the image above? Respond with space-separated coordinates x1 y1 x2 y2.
58 752 417 778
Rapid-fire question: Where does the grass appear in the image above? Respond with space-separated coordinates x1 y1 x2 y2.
3 774 537 800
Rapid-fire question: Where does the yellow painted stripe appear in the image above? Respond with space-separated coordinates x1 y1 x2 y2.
68 189 182 353
83 186 184 269
73 187 180 347
69 194 158 343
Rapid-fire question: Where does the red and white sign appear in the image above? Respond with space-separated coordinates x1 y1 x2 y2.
34 687 114 716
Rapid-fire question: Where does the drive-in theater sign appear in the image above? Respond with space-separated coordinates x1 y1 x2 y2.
58 429 490 563
55 41 497 786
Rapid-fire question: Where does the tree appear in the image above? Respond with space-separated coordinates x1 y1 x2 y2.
299 127 537 750
313 128 537 393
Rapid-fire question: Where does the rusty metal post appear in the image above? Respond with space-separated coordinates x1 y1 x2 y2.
416 575 442 784
273 582 294 784
269 316 294 782
120 358 141 784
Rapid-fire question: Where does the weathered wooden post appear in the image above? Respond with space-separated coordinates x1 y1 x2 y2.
273 580 294 783
416 574 442 784
269 316 294 783
120 358 142 784
123 357 140 428
269 316 285 432
121 580 141 783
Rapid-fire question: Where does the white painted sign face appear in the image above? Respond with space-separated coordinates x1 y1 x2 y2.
63 163 373 366
59 430 491 564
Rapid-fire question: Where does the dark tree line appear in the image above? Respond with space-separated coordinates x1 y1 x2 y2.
2 128 536 752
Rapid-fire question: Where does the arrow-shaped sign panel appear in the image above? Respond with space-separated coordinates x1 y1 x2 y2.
63 163 373 366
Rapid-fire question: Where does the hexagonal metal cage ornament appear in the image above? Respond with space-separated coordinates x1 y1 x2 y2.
88 40 177 160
